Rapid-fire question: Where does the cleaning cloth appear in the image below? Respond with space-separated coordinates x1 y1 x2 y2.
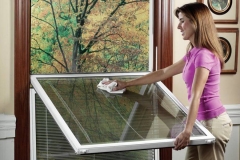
97 78 126 94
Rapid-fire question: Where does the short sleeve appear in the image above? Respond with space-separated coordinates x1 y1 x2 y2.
194 50 216 70
183 54 187 62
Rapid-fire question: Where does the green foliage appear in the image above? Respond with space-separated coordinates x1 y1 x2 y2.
31 0 150 74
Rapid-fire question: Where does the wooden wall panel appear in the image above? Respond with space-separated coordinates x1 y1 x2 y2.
14 0 31 159
154 0 173 159
154 0 173 91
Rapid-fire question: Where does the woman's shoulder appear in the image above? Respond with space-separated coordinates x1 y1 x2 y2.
193 48 219 69
193 47 215 58
192 47 212 53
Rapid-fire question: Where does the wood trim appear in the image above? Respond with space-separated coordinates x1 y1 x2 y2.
14 0 31 159
154 0 173 91
217 28 239 74
154 0 173 160
224 104 240 124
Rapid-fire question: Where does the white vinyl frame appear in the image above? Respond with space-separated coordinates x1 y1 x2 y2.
30 72 215 155
149 0 153 71
30 89 37 160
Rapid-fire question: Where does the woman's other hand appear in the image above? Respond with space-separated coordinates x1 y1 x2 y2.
173 130 191 150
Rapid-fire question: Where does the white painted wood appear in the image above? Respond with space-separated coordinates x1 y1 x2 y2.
0 114 16 139
225 126 239 160
225 104 240 125
0 138 14 160
0 114 16 160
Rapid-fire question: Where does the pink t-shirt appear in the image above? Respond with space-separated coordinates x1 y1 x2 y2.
182 47 225 120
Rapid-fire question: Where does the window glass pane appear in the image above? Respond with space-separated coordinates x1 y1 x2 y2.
37 76 205 146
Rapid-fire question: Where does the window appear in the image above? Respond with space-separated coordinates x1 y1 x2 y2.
30 73 215 159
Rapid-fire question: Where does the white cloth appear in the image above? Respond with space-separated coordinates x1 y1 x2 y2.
97 78 126 94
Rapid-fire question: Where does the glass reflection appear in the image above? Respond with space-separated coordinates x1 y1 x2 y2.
38 76 204 145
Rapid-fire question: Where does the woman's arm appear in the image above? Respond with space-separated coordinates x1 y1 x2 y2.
174 67 209 150
112 59 185 91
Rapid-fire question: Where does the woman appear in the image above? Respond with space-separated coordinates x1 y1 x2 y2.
104 2 232 160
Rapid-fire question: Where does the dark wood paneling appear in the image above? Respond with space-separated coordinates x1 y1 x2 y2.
154 0 173 91
154 0 173 159
14 0 31 160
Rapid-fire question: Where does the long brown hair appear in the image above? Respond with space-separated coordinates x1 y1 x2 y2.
175 2 224 68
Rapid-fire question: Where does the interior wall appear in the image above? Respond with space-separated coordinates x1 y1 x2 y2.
173 0 240 106
0 0 14 114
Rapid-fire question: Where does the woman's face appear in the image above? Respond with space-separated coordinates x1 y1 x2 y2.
177 12 196 46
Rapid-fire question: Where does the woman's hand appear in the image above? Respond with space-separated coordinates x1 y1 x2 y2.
102 80 127 91
173 130 191 150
